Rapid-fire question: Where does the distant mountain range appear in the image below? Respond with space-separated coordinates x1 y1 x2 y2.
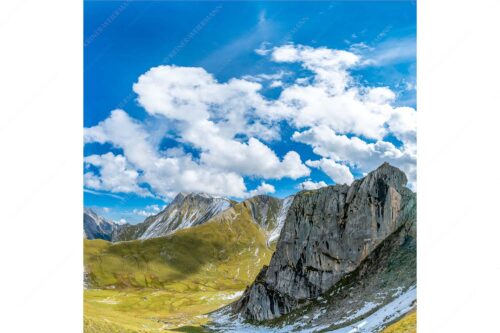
83 208 122 241
84 192 295 243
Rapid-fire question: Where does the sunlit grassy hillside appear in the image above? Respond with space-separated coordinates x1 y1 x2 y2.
84 204 273 332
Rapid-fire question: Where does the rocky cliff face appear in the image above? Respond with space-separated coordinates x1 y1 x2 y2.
240 195 295 244
232 163 416 321
242 195 281 230
268 195 294 244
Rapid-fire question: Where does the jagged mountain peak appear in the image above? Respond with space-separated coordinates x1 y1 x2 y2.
84 208 109 226
83 208 120 241
183 191 228 201
171 192 188 203
84 207 99 219
137 191 233 240
111 192 235 242
171 191 230 203
84 208 126 226
361 162 408 190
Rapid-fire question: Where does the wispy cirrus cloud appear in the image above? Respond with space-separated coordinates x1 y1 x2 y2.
358 37 416 66
83 188 124 200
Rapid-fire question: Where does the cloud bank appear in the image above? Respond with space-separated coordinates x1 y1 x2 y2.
84 43 416 199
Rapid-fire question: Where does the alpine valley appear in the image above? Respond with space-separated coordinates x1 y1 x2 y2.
83 163 416 333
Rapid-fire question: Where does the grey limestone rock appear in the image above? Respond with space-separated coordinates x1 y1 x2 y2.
233 162 416 321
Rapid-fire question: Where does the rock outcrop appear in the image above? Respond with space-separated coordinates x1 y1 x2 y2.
240 195 295 244
242 195 282 230
232 162 416 321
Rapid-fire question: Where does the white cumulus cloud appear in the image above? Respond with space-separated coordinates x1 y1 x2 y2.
132 65 310 180
133 204 161 217
297 180 328 190
84 111 249 198
306 159 354 185
84 152 151 197
248 182 276 197
84 43 416 198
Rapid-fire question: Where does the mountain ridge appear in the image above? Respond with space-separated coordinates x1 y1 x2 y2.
93 192 295 243
111 192 235 241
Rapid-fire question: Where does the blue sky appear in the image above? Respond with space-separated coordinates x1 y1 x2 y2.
84 1 416 224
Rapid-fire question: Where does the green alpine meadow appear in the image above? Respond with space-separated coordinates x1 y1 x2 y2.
84 202 275 332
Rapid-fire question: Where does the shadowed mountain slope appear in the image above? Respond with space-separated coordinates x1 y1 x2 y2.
84 203 273 289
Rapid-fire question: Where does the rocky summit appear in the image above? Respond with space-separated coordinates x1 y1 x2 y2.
112 192 233 241
84 208 120 241
139 192 233 239
232 162 416 321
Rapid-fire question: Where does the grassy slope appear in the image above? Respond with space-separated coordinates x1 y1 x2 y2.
84 288 237 332
84 204 273 332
